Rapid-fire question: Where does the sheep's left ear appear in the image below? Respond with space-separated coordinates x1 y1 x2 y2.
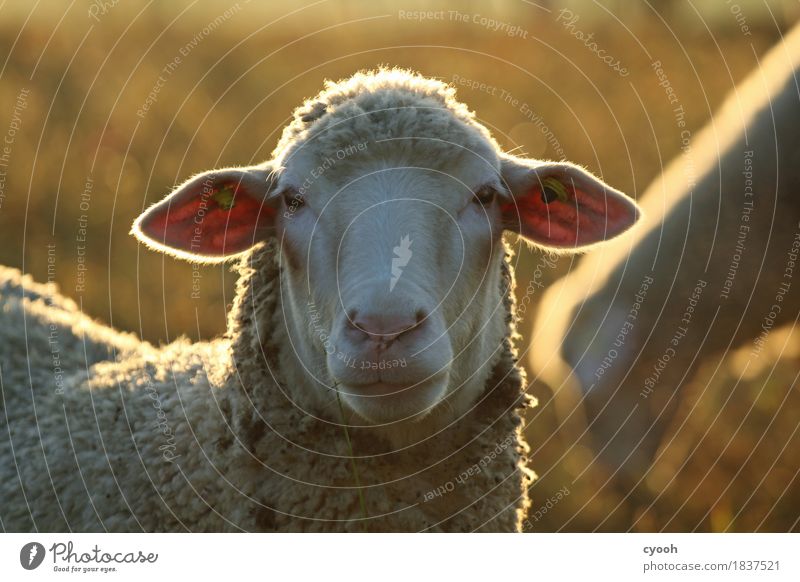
132 163 280 262
499 155 641 250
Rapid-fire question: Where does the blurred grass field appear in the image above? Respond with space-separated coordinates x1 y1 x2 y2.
0 0 798 531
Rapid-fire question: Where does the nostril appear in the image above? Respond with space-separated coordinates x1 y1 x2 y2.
415 309 426 325
346 310 359 328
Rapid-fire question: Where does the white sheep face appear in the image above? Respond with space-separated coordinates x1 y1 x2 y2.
274 136 507 424
132 71 640 426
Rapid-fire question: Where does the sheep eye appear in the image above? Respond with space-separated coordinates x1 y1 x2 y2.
282 188 305 208
473 185 497 206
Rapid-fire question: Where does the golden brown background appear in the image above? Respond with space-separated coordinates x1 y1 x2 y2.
1 0 798 531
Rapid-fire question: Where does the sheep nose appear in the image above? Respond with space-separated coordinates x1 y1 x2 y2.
346 310 426 347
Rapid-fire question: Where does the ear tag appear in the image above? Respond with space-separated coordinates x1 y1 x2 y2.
541 177 570 204
213 186 236 210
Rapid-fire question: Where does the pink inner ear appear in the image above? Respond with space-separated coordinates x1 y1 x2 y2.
502 181 635 247
140 181 276 256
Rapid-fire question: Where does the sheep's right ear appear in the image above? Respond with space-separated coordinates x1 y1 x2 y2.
132 164 280 262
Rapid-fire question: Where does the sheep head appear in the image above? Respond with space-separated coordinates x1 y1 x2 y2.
132 69 640 426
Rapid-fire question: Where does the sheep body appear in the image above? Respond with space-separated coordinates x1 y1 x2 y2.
1 247 532 532
531 25 800 481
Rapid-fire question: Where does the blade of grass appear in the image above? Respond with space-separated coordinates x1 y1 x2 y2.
335 382 368 531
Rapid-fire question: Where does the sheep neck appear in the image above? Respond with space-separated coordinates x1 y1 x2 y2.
222 240 533 530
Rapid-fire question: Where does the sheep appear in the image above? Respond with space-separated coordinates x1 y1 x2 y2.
0 69 640 532
530 26 800 487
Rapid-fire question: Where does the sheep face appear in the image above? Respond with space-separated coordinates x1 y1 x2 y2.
132 73 641 426
274 135 507 424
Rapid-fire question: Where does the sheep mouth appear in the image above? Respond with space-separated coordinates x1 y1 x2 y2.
341 380 423 397
335 375 449 424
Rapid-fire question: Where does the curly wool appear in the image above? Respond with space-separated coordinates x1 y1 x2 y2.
0 240 534 532
274 68 499 172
